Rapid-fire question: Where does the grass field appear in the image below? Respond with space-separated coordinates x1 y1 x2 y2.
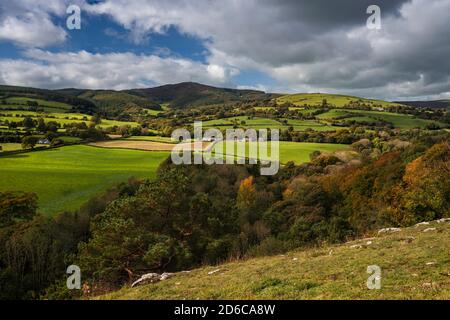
202 116 342 131
0 110 139 129
209 141 349 164
1 97 72 113
101 220 450 300
276 93 404 108
316 109 446 129
0 145 169 216
0 143 22 152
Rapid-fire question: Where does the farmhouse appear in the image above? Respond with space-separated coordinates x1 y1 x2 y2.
37 138 50 144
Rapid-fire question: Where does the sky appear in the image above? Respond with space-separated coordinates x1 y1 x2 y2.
0 0 449 101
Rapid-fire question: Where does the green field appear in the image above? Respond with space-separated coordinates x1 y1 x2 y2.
0 143 22 152
0 110 139 129
276 93 404 108
5 97 72 108
0 145 169 216
209 141 348 164
202 116 341 131
317 109 445 129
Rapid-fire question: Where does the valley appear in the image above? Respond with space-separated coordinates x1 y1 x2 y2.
0 82 448 300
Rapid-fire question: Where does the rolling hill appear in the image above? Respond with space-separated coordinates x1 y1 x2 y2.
129 82 274 108
276 93 405 108
0 85 97 113
395 100 450 109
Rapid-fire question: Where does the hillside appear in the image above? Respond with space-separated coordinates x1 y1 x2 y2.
395 100 450 109
276 93 405 108
101 219 450 300
129 82 274 108
0 85 96 113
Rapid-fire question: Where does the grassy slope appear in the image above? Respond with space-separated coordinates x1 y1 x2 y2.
78 90 161 110
0 143 22 152
0 145 169 216
0 110 139 128
203 116 341 131
276 93 404 108
102 221 450 300
131 82 271 108
317 109 445 129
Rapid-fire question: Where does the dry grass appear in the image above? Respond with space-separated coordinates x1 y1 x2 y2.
99 220 450 300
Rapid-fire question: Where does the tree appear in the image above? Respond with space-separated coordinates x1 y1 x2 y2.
23 117 34 129
21 136 38 149
37 118 46 132
399 142 450 221
0 191 37 227
91 114 102 125
46 121 59 133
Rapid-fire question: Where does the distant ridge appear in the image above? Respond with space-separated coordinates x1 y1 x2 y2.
128 82 274 108
395 100 450 109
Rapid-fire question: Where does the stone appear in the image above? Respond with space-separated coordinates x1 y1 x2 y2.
377 227 401 234
131 272 174 287
131 273 161 287
208 269 221 275
414 222 430 227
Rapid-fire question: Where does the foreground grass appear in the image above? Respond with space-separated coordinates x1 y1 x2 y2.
101 221 449 300
0 145 169 216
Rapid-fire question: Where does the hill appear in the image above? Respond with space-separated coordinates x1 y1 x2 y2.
276 93 405 108
0 85 97 113
77 90 161 114
395 100 450 109
101 219 450 300
129 82 274 108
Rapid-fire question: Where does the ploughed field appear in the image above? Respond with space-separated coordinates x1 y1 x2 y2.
0 145 169 216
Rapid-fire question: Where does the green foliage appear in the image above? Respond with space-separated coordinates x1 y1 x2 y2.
0 191 37 227
21 136 39 149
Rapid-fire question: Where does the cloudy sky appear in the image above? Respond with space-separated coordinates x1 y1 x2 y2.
0 0 449 100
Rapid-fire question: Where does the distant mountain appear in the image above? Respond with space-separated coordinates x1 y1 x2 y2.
57 89 162 116
128 82 274 108
394 100 450 109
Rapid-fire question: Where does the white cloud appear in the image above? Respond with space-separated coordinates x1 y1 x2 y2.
0 0 70 47
0 14 66 47
0 49 235 89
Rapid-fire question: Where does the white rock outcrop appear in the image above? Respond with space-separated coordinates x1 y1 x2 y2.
131 272 174 287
